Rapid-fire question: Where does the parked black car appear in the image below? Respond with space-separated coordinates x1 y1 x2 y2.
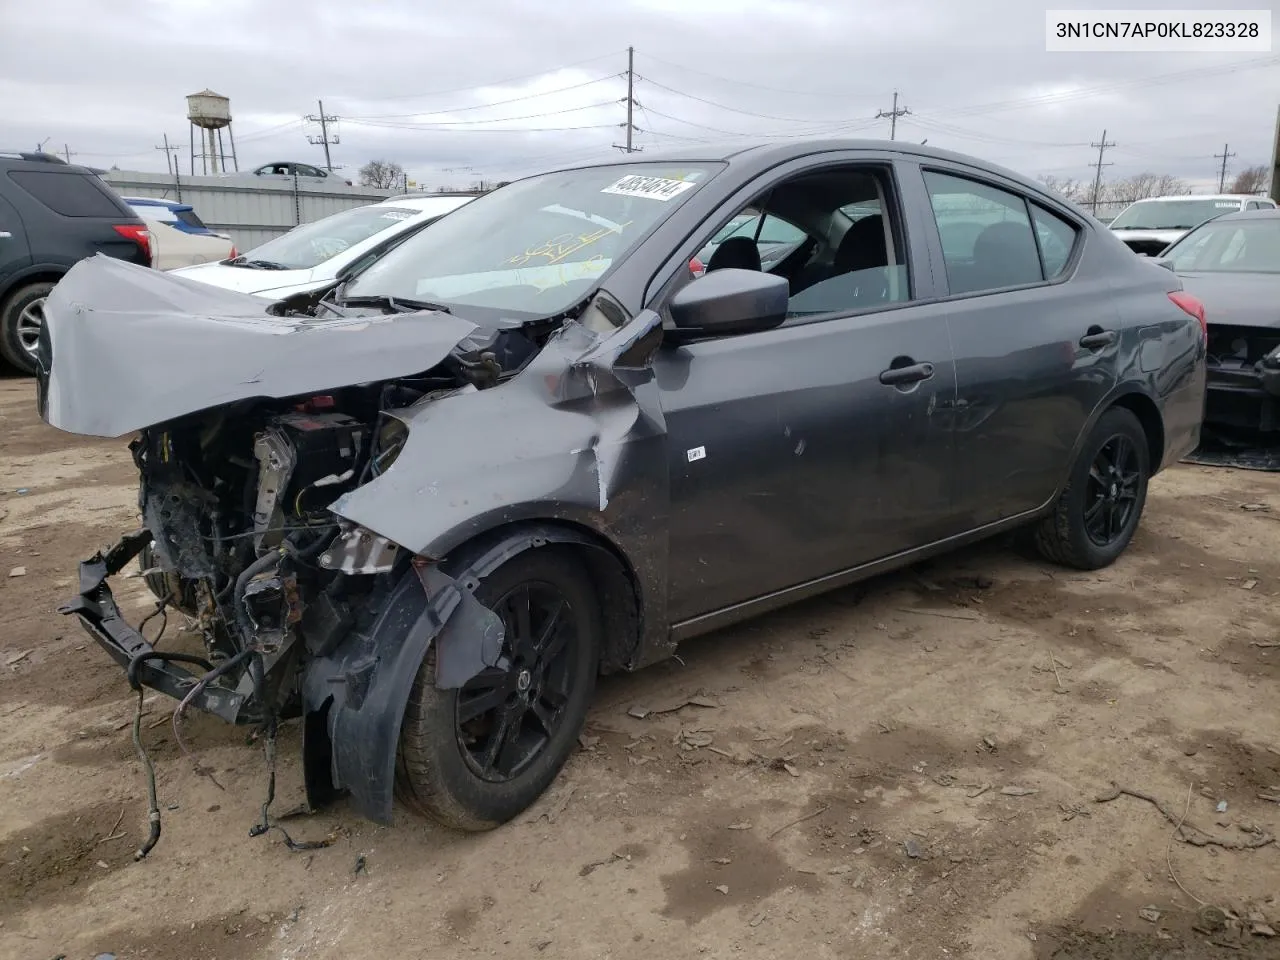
38 140 1206 840
1156 208 1280 445
0 152 150 373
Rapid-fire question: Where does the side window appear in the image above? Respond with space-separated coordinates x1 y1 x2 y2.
922 171 1044 295
8 171 124 217
1030 203 1079 278
1247 201 1264 211
666 164 911 331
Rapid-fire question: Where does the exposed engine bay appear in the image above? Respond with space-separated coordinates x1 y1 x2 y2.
136 319 543 718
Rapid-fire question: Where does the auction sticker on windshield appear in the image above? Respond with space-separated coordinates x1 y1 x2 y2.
603 175 698 202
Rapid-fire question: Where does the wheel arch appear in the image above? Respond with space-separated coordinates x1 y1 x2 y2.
1050 383 1167 508
436 517 647 676
0 266 66 306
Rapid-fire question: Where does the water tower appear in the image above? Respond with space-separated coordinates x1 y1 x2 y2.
187 89 238 175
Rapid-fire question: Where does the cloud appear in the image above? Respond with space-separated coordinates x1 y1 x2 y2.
0 0 1274 191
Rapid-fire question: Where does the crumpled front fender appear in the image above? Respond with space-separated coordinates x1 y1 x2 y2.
300 524 618 824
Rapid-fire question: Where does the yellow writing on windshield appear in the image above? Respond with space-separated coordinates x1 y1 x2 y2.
507 222 633 267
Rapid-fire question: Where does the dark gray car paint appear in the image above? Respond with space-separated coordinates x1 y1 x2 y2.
37 255 481 437
40 139 1206 824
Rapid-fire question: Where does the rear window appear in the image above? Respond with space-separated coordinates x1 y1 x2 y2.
9 171 126 217
128 202 179 223
175 208 207 229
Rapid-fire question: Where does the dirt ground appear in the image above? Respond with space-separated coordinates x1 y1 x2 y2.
3 371 1280 960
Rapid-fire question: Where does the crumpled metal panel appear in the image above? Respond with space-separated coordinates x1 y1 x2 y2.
36 255 479 438
330 308 673 669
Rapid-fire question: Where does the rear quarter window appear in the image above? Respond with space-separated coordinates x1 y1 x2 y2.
9 171 126 217
1030 204 1079 278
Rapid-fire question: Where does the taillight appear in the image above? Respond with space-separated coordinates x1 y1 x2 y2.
689 256 705 277
1168 291 1207 341
228 246 238 259
113 224 151 265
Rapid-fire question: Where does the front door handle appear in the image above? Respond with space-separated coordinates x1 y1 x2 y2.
0 231 11 239
879 361 935 386
1079 328 1118 349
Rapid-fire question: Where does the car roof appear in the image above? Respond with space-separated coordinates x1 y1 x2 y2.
1129 194 1261 203
538 138 1073 205
122 196 193 211
1206 207 1280 222
373 195 476 212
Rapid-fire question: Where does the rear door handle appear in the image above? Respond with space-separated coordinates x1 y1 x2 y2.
879 361 935 386
1079 329 1118 349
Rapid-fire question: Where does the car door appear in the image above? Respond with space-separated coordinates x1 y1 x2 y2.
649 158 959 625
906 163 1119 529
0 192 32 290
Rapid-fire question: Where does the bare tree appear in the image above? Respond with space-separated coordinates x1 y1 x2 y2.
1230 164 1269 195
358 159 405 190
1039 175 1086 202
1103 172 1189 204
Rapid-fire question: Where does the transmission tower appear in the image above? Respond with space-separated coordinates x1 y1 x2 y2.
305 99 341 171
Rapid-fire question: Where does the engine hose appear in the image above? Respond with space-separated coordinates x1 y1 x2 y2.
233 550 284 646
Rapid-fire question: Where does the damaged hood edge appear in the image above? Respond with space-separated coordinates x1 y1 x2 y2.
37 256 480 438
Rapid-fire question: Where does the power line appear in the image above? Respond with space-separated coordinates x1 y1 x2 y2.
343 118 617 134
304 99 340 171
634 50 883 101
348 100 618 127
875 91 910 140
636 74 837 124
348 73 623 120
335 51 627 104
1214 143 1236 191
1089 129 1116 212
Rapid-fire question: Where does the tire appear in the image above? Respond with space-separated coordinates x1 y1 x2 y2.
1033 406 1150 570
396 547 601 831
0 281 55 375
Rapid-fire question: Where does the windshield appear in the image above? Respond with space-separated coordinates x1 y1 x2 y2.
129 203 178 223
1165 218 1280 273
240 205 421 270
343 163 720 317
1110 198 1240 231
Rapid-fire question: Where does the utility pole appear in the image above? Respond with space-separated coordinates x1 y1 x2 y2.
305 99 341 171
155 134 180 176
876 91 910 140
1089 129 1116 213
156 134 183 200
614 46 641 153
1214 143 1236 192
62 144 77 163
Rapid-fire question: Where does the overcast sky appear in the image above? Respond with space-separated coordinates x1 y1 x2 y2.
1 0 1276 193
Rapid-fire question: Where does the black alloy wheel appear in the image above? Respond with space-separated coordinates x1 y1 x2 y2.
396 547 601 830
1082 433 1142 548
456 581 578 782
1033 405 1150 571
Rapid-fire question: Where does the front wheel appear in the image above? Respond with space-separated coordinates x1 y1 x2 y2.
0 281 55 375
1033 406 1151 570
396 547 601 831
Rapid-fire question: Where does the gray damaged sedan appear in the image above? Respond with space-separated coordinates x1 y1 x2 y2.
36 141 1207 840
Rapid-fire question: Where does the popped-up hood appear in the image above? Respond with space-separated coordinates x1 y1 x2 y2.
1177 271 1280 331
36 255 479 438
168 260 319 297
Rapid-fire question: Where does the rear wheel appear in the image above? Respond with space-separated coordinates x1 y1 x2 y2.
396 547 601 831
0 281 55 375
1033 406 1150 570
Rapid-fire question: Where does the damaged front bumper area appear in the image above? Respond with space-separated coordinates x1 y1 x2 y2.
1204 325 1280 440
62 530 253 724
61 525 508 825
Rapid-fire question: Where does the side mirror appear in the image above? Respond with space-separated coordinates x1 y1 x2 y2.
668 268 788 340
